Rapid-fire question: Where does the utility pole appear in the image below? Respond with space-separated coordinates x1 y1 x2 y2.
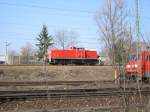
135 0 140 52
5 41 11 64
135 0 143 109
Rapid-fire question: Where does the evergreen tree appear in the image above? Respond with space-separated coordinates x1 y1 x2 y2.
36 25 53 61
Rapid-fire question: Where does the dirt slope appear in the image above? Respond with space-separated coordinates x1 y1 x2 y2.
0 66 114 81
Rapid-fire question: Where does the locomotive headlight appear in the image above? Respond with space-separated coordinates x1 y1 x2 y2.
134 64 138 68
126 65 131 68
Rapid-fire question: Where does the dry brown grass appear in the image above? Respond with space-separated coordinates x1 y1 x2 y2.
0 66 114 81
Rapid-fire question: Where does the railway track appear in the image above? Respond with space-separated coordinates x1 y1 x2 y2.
0 80 149 102
10 105 145 112
0 80 149 88
0 87 150 100
0 80 114 86
31 105 145 112
0 64 112 66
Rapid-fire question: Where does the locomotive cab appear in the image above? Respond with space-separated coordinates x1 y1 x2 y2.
126 51 150 81
126 54 140 80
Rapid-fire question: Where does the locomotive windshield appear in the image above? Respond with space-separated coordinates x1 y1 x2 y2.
128 54 139 61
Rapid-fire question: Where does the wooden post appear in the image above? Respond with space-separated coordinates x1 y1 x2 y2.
115 69 118 84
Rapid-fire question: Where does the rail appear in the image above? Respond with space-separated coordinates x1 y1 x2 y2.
0 81 115 86
0 87 150 100
0 64 112 66
0 80 149 102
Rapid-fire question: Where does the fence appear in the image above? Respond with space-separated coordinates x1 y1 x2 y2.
8 56 43 65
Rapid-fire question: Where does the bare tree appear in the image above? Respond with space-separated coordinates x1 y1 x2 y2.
8 50 18 64
95 0 132 67
20 42 36 64
96 1 141 111
21 42 35 56
54 30 78 49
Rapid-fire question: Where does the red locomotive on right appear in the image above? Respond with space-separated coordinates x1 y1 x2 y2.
126 51 150 81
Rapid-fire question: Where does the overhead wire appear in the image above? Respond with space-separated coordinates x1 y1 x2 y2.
0 21 97 31
0 2 94 18
3 2 150 47
0 38 99 44
1 2 150 29
0 2 94 14
0 31 98 39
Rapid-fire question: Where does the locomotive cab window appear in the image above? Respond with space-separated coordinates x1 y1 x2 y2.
128 54 140 61
146 55 150 61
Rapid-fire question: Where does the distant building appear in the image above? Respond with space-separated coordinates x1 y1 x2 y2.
99 50 111 65
99 55 111 65
0 55 5 64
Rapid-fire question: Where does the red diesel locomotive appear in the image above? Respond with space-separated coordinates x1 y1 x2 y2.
126 51 150 81
48 47 98 65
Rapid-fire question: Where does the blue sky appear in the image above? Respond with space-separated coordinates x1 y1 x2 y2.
0 0 150 55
